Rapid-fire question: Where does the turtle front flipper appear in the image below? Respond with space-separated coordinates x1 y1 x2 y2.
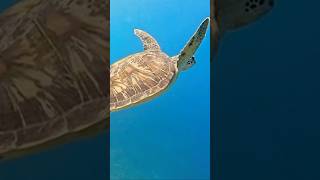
177 17 209 70
134 29 161 52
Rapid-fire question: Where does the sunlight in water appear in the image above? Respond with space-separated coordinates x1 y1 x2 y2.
110 0 210 179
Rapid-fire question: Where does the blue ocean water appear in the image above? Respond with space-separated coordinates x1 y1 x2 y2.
214 0 320 180
110 0 210 179
0 1 108 180
0 136 108 179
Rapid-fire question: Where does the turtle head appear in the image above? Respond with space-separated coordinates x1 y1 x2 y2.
215 0 274 33
175 17 209 72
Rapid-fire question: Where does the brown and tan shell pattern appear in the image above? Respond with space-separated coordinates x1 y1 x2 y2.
110 51 177 111
0 0 109 157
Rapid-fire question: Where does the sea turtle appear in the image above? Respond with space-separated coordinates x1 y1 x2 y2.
0 0 109 159
211 0 274 57
110 18 209 112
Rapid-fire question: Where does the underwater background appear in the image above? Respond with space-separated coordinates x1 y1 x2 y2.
214 0 320 180
110 0 210 179
0 1 109 180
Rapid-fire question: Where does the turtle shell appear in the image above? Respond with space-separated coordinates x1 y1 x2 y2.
0 0 109 157
110 51 177 111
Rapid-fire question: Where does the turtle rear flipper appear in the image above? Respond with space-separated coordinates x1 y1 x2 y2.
134 29 161 52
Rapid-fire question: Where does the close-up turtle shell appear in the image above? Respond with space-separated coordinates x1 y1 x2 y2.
0 0 109 159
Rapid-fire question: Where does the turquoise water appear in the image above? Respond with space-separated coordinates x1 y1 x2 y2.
0 0 209 179
110 0 210 179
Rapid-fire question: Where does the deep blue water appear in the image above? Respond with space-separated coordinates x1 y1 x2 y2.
110 0 210 179
214 0 320 180
0 136 108 179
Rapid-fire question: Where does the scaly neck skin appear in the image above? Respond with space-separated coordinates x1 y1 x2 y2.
171 55 182 72
171 55 179 63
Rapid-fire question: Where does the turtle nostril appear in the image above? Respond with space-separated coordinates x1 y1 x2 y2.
268 0 274 7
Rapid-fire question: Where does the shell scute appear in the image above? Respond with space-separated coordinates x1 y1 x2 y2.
0 0 109 156
110 52 177 111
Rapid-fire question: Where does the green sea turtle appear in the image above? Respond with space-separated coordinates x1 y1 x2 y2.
0 0 109 159
211 0 274 56
110 18 209 112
